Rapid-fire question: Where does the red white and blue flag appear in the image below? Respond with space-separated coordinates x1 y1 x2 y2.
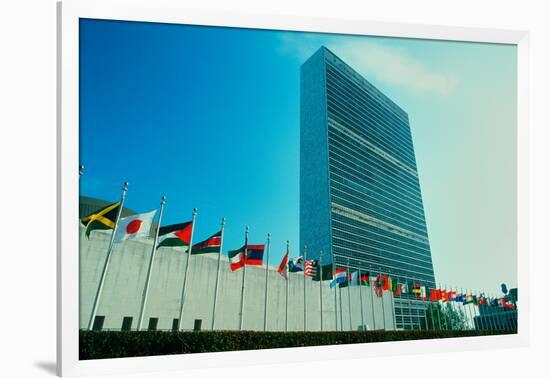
330 268 347 288
228 244 265 271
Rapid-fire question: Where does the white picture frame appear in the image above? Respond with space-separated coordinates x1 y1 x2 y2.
57 0 529 376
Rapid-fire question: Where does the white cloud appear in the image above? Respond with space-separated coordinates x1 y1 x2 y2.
278 33 457 95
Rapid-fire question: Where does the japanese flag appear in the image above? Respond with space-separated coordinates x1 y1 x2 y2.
114 210 157 242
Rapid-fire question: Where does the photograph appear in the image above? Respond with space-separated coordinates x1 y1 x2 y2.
77 18 518 360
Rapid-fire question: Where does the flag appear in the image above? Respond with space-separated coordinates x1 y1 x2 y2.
312 263 334 281
304 260 318 277
374 275 385 297
401 283 410 294
288 256 304 272
245 245 265 265
157 221 193 249
412 283 421 296
349 271 360 286
420 286 427 300
393 283 403 297
329 268 347 288
114 210 156 242
80 201 121 239
359 272 370 286
349 271 369 286
228 244 265 271
391 278 400 293
430 289 441 302
278 252 289 279
441 290 447 302
228 246 246 271
191 231 222 254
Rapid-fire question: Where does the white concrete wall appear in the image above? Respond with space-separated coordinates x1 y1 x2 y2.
80 228 395 331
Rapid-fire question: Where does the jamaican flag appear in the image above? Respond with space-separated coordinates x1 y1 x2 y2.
80 201 121 239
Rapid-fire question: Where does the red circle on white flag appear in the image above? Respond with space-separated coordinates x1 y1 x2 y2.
126 219 142 234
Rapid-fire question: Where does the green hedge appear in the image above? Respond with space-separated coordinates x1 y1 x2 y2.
80 329 515 360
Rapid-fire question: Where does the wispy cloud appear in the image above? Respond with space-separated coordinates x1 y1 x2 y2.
278 33 457 95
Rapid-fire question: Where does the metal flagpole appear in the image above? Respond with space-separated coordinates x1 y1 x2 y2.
369 274 376 330
332 262 338 331
438 283 446 330
406 275 413 330
137 195 166 331
445 284 452 330
389 276 397 330
178 208 198 331
346 259 352 330
239 225 249 330
460 287 469 329
211 217 226 330
303 245 307 331
87 181 128 330
263 233 271 331
379 270 387 330
319 250 324 331
465 289 475 329
338 281 344 331
285 240 290 332
424 287 430 330
358 269 365 331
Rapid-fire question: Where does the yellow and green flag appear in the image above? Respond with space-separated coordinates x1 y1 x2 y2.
80 201 121 239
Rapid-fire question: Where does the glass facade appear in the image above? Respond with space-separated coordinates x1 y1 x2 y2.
300 47 436 330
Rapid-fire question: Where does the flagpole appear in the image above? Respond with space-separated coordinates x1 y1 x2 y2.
437 283 444 330
445 284 452 330
285 240 290 332
178 208 198 331
369 274 376 330
319 250 324 331
421 284 429 331
239 225 249 330
211 217 226 331
338 281 344 331
379 270 386 330
346 259 352 330
389 276 397 330
358 269 365 331
405 275 413 330
303 244 307 332
466 289 474 329
332 262 338 331
137 195 166 331
87 181 128 330
263 233 271 331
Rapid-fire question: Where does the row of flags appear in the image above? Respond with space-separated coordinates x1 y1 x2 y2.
82 199 516 310
81 195 515 332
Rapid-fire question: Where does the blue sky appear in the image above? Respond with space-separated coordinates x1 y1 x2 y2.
80 19 517 295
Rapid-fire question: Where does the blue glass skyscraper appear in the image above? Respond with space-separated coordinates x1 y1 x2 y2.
300 47 436 329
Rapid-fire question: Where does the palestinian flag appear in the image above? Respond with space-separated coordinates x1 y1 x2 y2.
80 201 121 239
191 231 222 254
157 221 193 249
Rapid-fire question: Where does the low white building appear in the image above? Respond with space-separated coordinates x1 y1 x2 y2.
80 227 396 331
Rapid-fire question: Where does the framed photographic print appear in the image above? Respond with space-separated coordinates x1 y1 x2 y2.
57 0 529 376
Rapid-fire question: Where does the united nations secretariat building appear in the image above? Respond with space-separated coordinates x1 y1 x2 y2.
80 47 434 332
